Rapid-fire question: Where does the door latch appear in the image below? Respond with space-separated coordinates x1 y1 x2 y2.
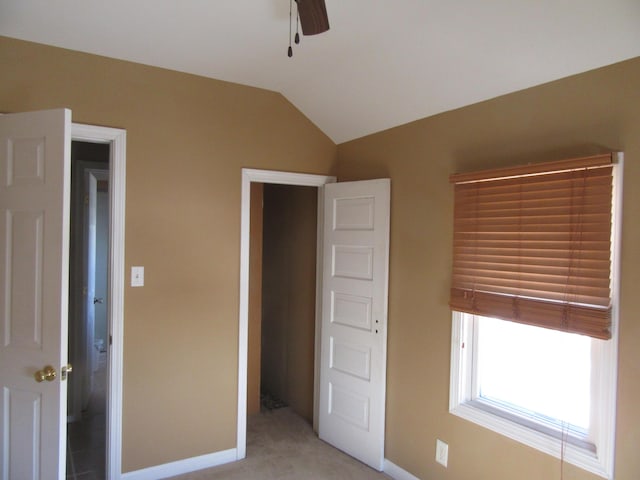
61 364 73 381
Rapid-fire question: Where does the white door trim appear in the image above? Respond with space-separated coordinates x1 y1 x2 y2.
236 168 336 459
71 123 126 480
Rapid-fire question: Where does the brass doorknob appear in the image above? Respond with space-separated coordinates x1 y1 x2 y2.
34 365 57 383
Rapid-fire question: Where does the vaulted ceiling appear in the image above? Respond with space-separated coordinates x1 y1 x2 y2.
2 0 639 143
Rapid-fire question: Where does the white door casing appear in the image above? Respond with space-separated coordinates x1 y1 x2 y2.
0 109 72 480
318 179 390 471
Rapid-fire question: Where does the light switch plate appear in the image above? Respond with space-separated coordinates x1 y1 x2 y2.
436 439 448 467
131 266 144 287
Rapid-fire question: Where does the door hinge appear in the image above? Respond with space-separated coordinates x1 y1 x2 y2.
84 194 89 205
82 286 87 296
109 335 113 346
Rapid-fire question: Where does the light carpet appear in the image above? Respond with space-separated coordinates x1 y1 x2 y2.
169 407 392 479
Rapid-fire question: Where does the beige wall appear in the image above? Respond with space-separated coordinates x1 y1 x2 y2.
337 57 640 479
261 184 317 422
0 36 336 472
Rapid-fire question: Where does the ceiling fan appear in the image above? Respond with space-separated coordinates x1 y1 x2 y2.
296 0 329 35
288 0 329 57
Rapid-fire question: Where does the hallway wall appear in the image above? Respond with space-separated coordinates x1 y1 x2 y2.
261 184 317 422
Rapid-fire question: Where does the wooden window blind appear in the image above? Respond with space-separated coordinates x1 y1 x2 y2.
449 154 614 340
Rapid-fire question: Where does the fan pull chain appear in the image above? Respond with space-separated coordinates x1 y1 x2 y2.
295 1 300 44
288 0 293 57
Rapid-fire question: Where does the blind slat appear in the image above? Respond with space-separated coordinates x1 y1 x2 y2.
455 177 612 198
450 288 611 339
451 279 610 305
452 270 611 287
453 250 611 262
449 154 613 183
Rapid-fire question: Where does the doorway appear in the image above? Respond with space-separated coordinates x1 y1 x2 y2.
237 169 336 458
238 170 391 472
247 183 318 425
67 140 110 479
69 121 127 480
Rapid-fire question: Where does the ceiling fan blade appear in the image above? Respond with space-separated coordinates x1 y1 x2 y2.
296 0 330 35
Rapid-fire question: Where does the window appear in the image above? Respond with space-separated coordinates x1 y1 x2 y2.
448 154 622 479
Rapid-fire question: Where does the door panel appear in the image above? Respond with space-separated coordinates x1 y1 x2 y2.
5 210 44 348
319 179 390 471
332 292 372 331
0 109 71 480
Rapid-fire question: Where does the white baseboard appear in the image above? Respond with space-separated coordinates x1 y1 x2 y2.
121 448 237 480
120 449 417 480
384 458 421 480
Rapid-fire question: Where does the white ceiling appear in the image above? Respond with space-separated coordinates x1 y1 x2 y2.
1 1 639 144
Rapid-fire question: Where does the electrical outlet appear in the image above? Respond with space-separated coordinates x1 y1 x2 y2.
435 439 448 467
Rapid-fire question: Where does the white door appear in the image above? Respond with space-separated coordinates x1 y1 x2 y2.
84 170 98 393
0 109 72 480
318 178 390 471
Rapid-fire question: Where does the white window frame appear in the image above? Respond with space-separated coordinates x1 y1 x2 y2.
448 154 623 480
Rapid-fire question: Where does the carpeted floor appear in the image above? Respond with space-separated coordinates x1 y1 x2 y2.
169 407 392 480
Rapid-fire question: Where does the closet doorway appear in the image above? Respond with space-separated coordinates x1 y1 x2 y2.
67 141 110 479
247 183 319 424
